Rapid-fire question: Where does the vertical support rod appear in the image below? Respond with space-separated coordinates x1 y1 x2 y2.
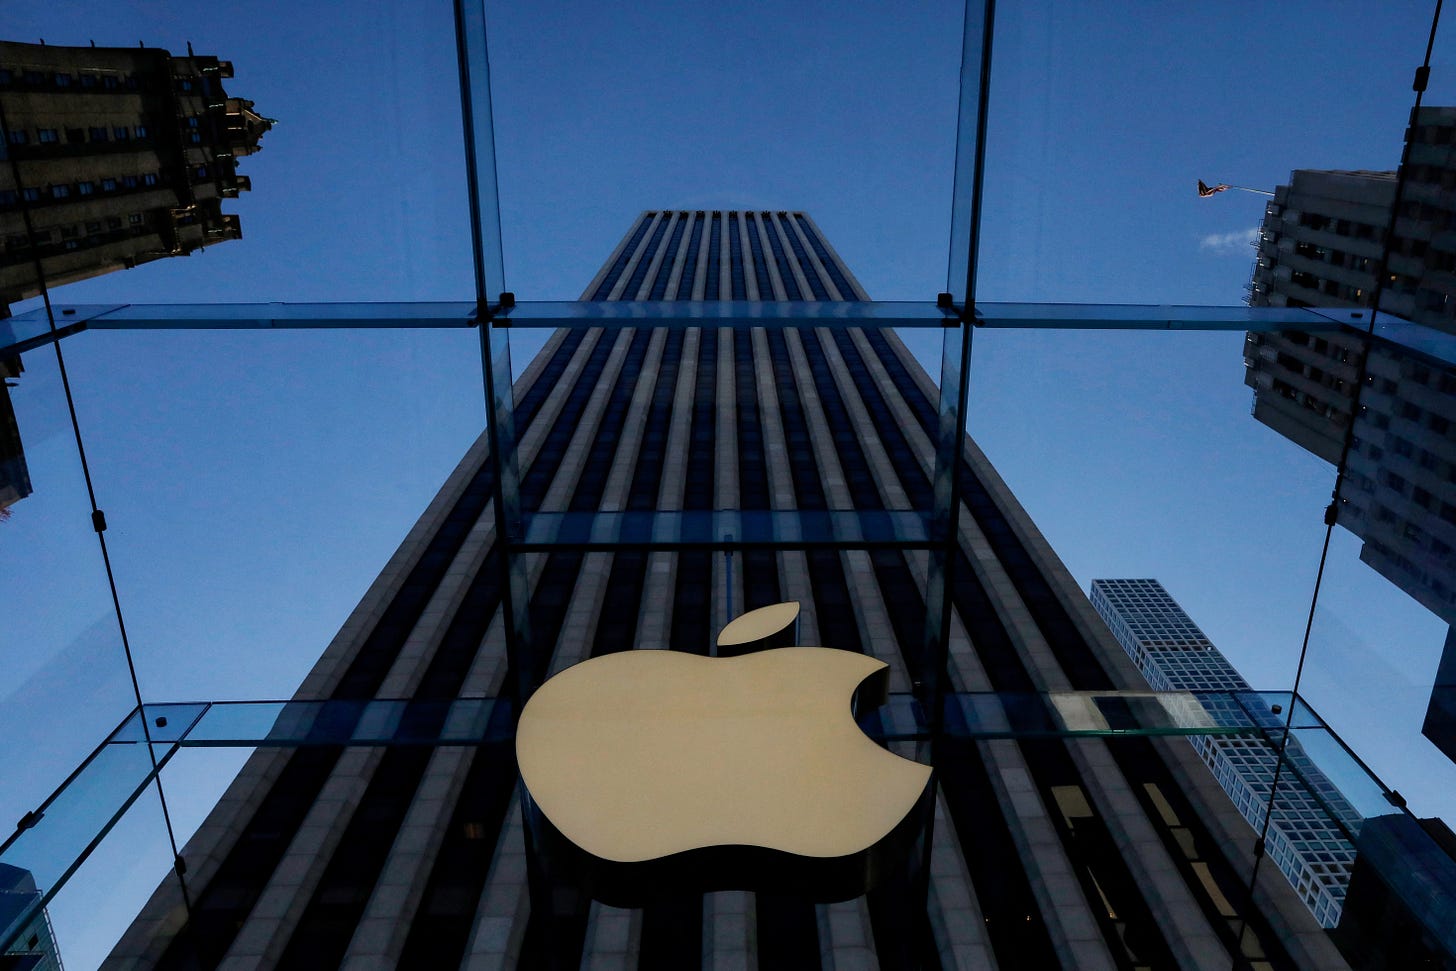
454 0 533 702
922 0 995 733
917 0 995 924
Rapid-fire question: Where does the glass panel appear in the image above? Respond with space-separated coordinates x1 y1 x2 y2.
0 345 142 886
519 508 938 549
1299 528 1456 828
24 774 175 971
0 724 160 953
51 327 485 703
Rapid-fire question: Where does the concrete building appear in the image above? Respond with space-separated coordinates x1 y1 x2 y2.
1247 107 1456 332
0 863 64 971
104 211 1346 969
1090 579 1362 929
0 40 271 308
1243 110 1456 628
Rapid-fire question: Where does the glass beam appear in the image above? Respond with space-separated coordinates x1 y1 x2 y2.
454 0 533 702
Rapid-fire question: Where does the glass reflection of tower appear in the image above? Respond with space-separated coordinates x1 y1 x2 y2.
107 212 1346 969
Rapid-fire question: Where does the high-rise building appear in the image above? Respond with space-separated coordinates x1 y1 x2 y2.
1247 107 1456 333
0 40 272 309
1241 115 1456 764
0 863 63 971
1242 110 1456 628
1089 579 1362 928
106 211 1345 969
0 353 29 513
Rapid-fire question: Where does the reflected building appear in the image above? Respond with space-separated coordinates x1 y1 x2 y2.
0 40 272 309
0 863 63 971
107 211 1346 968
1090 579 1361 928
1242 114 1456 765
0 354 29 513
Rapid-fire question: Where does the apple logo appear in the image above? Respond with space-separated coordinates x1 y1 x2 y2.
516 603 934 905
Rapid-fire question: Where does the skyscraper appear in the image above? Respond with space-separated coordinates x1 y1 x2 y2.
0 40 272 309
1090 579 1361 928
106 211 1345 969
1241 116 1456 765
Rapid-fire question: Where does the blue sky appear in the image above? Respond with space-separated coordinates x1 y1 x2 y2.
3 0 1455 964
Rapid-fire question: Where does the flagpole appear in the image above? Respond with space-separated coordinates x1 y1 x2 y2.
1222 184 1276 197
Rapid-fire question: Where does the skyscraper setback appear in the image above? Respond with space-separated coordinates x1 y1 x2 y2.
107 211 1344 969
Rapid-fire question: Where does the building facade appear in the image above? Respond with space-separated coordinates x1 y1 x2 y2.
106 211 1344 969
1089 579 1362 928
0 40 271 308
1242 115 1456 763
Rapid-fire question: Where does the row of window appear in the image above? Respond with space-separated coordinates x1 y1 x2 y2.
1296 211 1384 241
0 67 140 90
7 121 211 147
4 212 150 253
7 123 152 145
0 171 166 208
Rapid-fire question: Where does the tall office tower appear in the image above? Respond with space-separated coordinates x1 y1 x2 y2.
1089 579 1361 928
1247 107 1456 332
0 863 63 970
0 40 271 308
1241 112 1456 764
0 354 29 512
1242 110 1456 627
108 210 1344 969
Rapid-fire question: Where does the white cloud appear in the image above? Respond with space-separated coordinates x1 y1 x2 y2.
1199 227 1259 256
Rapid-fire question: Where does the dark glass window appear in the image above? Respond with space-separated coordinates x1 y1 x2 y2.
113 126 129 141
101 178 117 191
50 184 70 199
6 129 27 145
88 127 108 142
36 128 57 143
77 181 95 196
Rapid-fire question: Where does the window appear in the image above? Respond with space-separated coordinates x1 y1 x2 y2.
36 128 57 143
80 73 97 88
65 128 84 144
122 175 137 188
103 75 119 90
188 132 201 143
0 68 12 84
50 184 70 199
106 216 122 229
194 165 208 178
101 178 116 192
77 181 94 196
187 116 199 128
6 129 27 145
84 220 101 233
113 126 129 142
63 239 78 251
53 73 72 87
0 189 16 206
22 71 44 85
88 127 108 142
128 213 143 225
59 225 77 239
21 187 39 202
134 124 148 139
142 173 158 186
